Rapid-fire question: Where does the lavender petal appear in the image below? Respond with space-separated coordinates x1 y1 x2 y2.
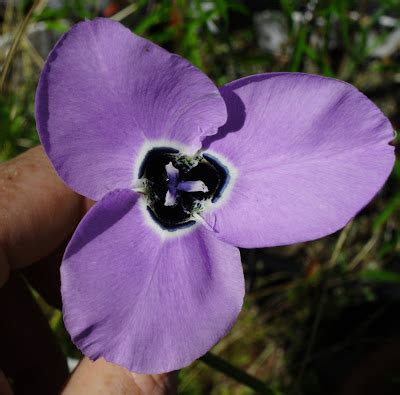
36 18 227 201
61 189 244 373
204 73 395 248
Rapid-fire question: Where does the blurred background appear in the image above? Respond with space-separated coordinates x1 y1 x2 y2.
0 0 399 394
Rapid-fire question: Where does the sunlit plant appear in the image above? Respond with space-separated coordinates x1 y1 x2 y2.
35 18 394 373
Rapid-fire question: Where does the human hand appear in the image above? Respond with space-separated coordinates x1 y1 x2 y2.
0 146 177 394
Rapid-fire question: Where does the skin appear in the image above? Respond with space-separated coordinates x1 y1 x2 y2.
0 146 176 394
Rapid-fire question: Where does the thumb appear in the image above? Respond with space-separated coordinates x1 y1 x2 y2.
0 146 83 285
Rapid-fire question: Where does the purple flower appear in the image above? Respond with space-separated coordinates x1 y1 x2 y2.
35 18 395 374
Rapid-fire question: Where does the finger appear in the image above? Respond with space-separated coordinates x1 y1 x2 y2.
63 358 177 395
0 146 83 275
131 369 178 394
0 272 69 395
20 200 95 309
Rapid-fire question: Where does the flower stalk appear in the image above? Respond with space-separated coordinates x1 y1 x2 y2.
200 352 278 394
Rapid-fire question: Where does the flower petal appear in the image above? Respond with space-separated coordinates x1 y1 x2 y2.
36 18 227 200
203 73 395 248
61 189 244 373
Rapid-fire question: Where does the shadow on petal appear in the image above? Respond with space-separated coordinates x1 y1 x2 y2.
35 33 69 152
203 73 293 149
202 88 246 148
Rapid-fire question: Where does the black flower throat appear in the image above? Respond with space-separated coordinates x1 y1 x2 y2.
139 147 228 230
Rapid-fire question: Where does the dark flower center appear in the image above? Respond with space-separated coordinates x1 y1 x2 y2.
139 147 228 230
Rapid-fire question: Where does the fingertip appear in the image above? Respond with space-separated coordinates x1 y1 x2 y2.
63 357 140 395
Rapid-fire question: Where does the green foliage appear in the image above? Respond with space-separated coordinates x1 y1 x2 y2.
360 269 400 283
0 90 38 161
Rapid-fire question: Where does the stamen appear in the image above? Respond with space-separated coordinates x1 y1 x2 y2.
165 190 177 206
177 180 209 193
133 187 146 194
133 179 146 194
165 162 179 183
192 213 214 232
164 162 179 206
139 147 229 230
